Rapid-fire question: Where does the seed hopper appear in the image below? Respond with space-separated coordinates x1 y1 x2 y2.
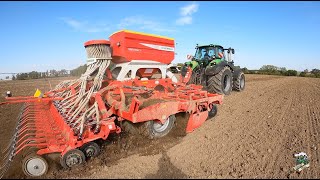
0 30 223 178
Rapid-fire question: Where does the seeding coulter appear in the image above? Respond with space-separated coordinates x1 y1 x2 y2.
0 30 223 178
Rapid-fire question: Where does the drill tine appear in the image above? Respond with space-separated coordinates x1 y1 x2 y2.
0 156 9 169
1 136 16 154
1 145 10 154
0 162 11 179
1 152 10 162
2 104 26 154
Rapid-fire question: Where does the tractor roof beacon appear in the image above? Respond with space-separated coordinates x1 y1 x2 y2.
181 44 245 95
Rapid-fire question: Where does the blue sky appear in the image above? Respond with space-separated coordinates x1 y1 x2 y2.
0 1 319 74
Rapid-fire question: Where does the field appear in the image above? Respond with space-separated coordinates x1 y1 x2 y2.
1 74 320 179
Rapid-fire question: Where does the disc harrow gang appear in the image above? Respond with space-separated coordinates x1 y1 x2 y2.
0 30 224 178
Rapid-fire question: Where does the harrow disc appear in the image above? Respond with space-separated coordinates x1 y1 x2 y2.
22 154 48 177
60 149 86 169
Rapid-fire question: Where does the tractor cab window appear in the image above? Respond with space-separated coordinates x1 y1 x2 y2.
195 47 215 60
217 48 225 60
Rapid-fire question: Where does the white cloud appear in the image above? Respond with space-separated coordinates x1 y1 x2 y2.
118 16 176 33
176 2 199 26
60 17 110 33
180 2 199 16
176 16 192 25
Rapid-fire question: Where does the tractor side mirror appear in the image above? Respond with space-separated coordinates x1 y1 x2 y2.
232 49 235 54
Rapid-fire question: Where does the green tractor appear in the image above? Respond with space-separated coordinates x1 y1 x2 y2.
181 44 245 95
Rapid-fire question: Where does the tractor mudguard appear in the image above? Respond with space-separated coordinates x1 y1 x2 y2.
205 61 232 76
181 61 199 76
233 68 242 76
188 61 199 70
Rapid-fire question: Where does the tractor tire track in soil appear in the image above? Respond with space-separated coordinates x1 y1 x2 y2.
0 75 320 179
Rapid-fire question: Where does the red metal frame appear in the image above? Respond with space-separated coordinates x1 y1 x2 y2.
0 65 223 180
0 66 222 160
0 30 226 178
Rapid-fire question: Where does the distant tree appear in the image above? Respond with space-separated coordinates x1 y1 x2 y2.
29 71 40 79
49 69 58 77
279 67 287 75
304 69 309 73
260 65 278 71
12 75 16 80
311 68 320 74
71 64 87 77
60 69 68 75
310 68 320 78
241 67 249 74
260 65 279 74
16 73 28 80
299 72 307 77
41 72 46 78
5 76 9 80
286 70 297 76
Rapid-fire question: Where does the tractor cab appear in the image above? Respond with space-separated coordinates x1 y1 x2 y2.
193 44 226 67
195 45 224 59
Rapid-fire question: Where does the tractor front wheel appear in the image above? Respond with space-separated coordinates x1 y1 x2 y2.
233 71 245 91
207 66 232 95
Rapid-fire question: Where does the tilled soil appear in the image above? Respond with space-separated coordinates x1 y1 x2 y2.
0 75 320 179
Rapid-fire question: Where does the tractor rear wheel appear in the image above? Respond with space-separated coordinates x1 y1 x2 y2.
207 66 232 95
233 71 245 91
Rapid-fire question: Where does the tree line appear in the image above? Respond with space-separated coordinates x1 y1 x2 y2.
13 69 70 80
11 63 110 80
177 63 319 78
11 64 91 80
242 65 320 78
9 63 320 80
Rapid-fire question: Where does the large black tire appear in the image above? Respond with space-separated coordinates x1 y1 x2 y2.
233 71 245 91
140 115 176 139
207 66 233 95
